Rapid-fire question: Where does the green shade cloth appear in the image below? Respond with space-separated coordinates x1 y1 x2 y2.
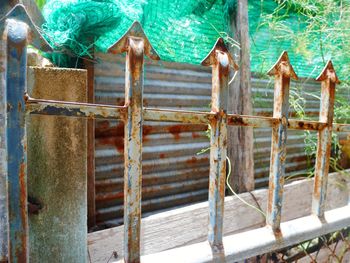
41 0 232 67
39 0 348 80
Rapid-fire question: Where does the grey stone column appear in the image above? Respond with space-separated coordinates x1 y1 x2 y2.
27 67 87 263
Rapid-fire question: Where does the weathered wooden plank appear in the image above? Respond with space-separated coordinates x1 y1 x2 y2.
83 56 96 230
140 205 350 263
228 0 255 193
88 170 350 263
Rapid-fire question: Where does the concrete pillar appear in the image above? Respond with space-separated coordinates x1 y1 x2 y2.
27 67 87 262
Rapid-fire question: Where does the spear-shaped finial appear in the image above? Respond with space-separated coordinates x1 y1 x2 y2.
201 37 238 69
316 60 340 84
0 4 52 52
108 21 160 60
268 51 298 80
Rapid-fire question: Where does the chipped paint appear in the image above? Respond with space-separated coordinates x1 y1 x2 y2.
201 38 235 256
6 18 29 263
312 61 339 218
266 51 297 233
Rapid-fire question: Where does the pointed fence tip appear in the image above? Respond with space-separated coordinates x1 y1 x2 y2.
1 4 52 52
108 21 160 61
267 51 298 80
316 60 340 84
201 37 238 70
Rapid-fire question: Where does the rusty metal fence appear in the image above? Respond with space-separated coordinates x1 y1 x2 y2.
1 4 350 263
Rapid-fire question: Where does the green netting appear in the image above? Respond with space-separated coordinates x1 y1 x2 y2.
41 0 233 67
248 1 350 80
38 0 349 79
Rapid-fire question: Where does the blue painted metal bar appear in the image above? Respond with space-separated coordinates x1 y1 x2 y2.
5 18 29 263
0 5 51 263
266 52 298 233
312 61 339 217
201 38 238 257
108 21 160 263
0 19 9 263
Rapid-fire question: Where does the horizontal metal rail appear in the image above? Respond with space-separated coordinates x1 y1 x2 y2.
26 97 349 132
25 95 127 120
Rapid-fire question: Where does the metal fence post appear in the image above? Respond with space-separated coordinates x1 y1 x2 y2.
312 61 339 217
108 21 159 263
202 38 238 256
5 17 29 263
0 17 9 263
266 52 298 233
0 5 51 262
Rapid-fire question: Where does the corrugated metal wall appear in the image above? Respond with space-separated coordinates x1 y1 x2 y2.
94 53 349 226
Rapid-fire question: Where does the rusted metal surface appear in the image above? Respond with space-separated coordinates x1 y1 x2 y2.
0 12 348 263
5 18 29 263
25 96 127 119
25 96 346 133
312 61 340 217
0 4 51 263
0 14 8 263
107 21 159 263
0 4 348 263
93 51 350 226
266 51 298 233
201 38 233 256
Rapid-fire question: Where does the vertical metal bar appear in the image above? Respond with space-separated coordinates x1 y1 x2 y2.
266 52 297 232
202 38 236 256
123 37 144 263
312 61 339 217
208 52 229 253
0 18 9 263
6 19 29 263
108 21 159 263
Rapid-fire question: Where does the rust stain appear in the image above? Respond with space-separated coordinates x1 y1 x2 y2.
273 227 283 242
186 157 198 164
227 116 248 126
17 162 27 262
192 132 200 139
96 122 154 153
159 153 166 159
168 125 185 140
267 180 274 215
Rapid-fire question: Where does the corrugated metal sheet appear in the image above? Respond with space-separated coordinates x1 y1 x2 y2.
94 53 349 226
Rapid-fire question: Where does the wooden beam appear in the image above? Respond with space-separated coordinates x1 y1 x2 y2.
87 170 350 263
227 0 255 192
83 57 96 230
